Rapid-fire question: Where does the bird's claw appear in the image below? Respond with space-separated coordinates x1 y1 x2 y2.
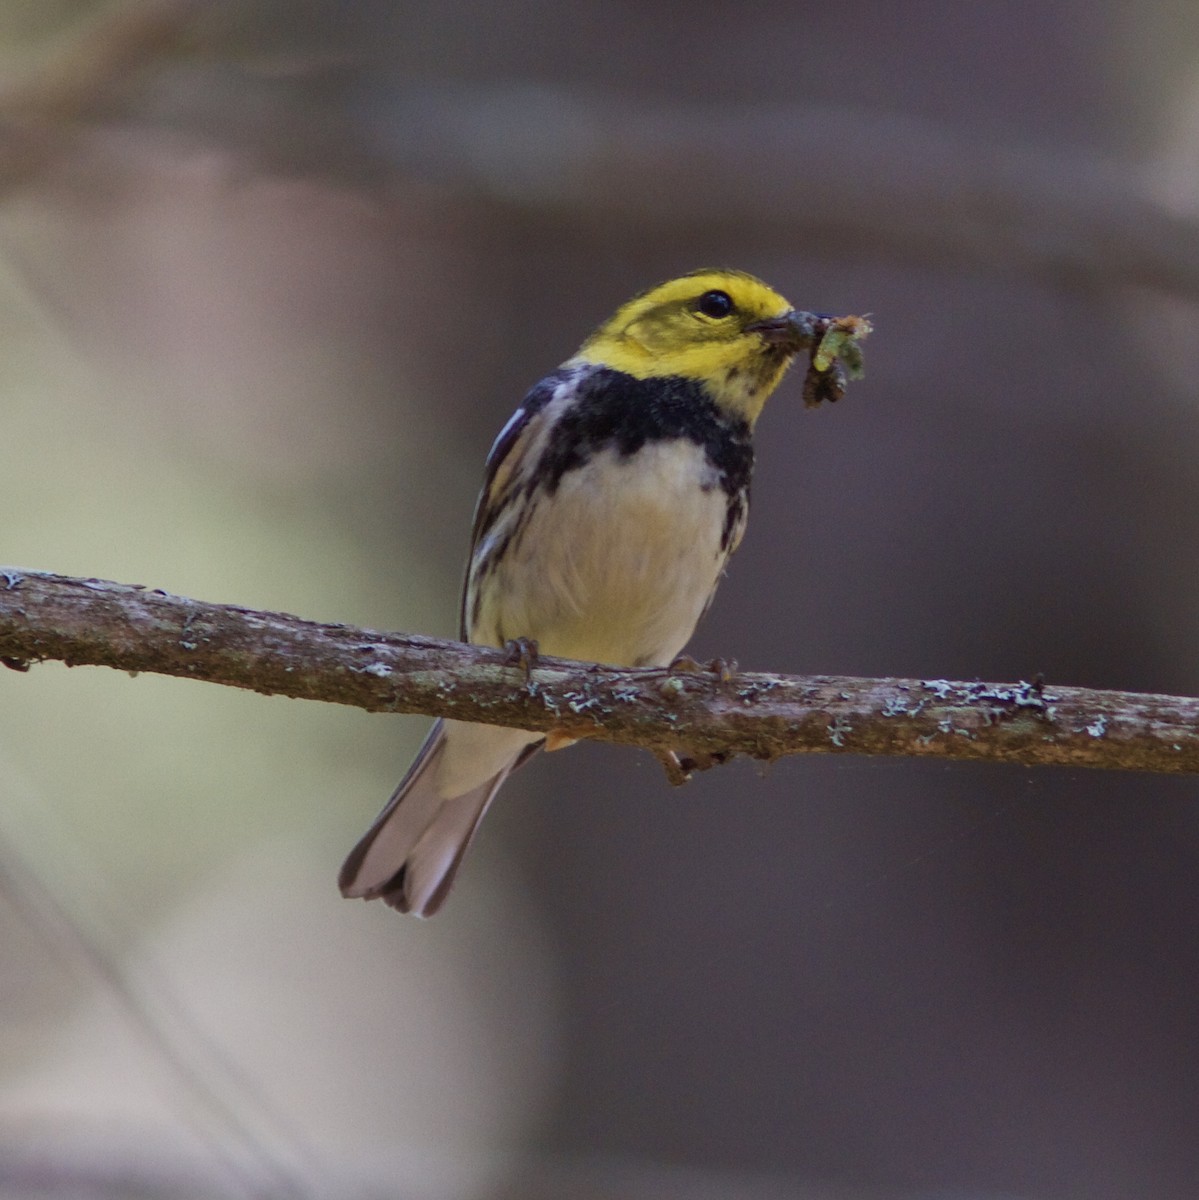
657 749 693 786
668 654 738 683
503 636 540 683
707 656 738 684
657 746 733 786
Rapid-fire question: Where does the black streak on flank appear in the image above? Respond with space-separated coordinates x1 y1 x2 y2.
467 372 564 556
536 367 754 507
721 493 746 553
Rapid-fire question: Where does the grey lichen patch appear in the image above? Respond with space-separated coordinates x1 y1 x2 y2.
827 715 854 747
880 695 927 718
564 691 602 717
178 609 204 653
937 717 975 739
920 677 1057 721
736 678 783 704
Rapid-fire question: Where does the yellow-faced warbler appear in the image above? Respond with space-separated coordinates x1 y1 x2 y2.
340 269 867 915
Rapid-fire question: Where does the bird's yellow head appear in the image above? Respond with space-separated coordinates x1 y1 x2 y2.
570 269 813 424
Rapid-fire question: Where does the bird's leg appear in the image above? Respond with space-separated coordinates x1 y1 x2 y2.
657 746 734 786
656 749 693 786
503 636 540 683
706 656 738 684
668 654 739 683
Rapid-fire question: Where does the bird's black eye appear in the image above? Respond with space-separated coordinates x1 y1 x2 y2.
697 290 734 319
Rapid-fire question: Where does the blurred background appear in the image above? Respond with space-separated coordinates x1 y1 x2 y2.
2 1 1199 1197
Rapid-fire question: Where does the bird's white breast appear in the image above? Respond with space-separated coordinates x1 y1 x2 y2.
475 438 735 667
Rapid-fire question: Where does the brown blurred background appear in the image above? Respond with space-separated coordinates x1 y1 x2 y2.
2 2 1199 1198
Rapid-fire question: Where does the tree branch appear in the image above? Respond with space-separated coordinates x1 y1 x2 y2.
2 569 1198 779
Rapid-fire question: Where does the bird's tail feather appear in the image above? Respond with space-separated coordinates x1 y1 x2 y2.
338 719 539 917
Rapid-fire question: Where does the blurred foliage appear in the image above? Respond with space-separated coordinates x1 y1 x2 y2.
2 2 1199 1199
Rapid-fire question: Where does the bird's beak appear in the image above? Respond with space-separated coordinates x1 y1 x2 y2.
746 309 820 354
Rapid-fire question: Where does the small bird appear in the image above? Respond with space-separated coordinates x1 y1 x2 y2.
340 269 832 915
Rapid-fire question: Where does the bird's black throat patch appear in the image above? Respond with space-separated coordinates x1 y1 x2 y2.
531 367 754 510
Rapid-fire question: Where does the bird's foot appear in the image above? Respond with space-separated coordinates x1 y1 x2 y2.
503 636 540 683
668 654 738 683
657 746 734 786
657 749 693 786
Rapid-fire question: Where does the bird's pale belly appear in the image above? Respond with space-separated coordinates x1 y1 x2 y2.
475 440 733 667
